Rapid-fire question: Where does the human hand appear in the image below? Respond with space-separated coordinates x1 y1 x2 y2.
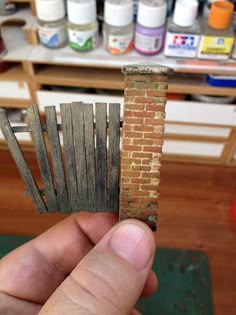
0 213 157 315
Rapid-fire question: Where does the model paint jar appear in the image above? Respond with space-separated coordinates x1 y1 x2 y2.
164 0 200 58
134 0 166 56
36 0 67 48
103 0 134 55
0 0 16 16
67 0 99 51
198 1 234 60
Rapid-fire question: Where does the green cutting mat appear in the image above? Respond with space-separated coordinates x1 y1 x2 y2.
0 236 213 315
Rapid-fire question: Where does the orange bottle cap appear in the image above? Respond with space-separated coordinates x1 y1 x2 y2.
208 1 234 30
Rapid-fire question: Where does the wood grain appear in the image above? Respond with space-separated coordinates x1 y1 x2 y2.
108 103 120 213
27 105 58 212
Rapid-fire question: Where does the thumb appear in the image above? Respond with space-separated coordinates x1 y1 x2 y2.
39 220 156 315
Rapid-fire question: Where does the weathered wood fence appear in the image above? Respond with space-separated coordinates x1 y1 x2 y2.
0 103 120 214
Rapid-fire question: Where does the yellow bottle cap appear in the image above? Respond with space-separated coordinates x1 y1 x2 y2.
208 1 234 30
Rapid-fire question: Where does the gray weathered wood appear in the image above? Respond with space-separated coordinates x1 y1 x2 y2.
45 106 70 213
0 110 47 213
71 102 88 210
84 104 97 211
60 103 78 211
108 103 120 213
95 103 107 211
27 105 58 212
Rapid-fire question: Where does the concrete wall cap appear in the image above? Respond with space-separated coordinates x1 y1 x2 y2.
122 63 174 75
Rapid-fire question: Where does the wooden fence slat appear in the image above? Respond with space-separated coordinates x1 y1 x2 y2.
84 103 97 211
45 106 70 213
0 110 48 213
60 103 77 211
95 103 107 211
108 103 120 213
71 102 88 210
27 105 58 212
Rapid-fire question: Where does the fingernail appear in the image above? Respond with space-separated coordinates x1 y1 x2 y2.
108 223 153 271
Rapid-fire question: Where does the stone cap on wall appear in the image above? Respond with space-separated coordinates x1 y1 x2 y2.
122 63 174 75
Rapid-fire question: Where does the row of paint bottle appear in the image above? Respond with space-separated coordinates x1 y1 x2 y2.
35 0 236 60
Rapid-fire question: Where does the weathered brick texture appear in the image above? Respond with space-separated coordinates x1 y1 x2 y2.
119 64 173 231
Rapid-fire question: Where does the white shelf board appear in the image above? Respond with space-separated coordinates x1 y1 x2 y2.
28 43 236 74
2 25 32 61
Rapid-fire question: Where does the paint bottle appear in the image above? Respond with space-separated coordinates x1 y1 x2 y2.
36 0 67 49
164 0 200 58
134 0 167 56
166 0 174 17
103 0 134 55
198 1 234 60
0 0 16 16
67 0 99 51
231 34 236 59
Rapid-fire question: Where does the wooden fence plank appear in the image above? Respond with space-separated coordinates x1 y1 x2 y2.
0 110 47 213
71 102 88 210
27 105 58 212
45 106 70 213
108 103 120 213
60 103 77 211
84 103 97 211
95 103 107 211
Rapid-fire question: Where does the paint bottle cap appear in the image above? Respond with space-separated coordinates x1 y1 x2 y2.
173 0 199 27
208 1 234 29
137 0 167 28
36 0 65 21
104 0 133 27
67 0 97 25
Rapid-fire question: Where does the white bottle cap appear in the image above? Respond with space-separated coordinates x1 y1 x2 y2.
36 0 65 21
173 0 199 27
67 0 97 25
104 0 133 27
137 0 167 28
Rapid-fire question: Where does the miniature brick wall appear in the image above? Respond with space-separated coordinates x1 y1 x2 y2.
119 64 173 231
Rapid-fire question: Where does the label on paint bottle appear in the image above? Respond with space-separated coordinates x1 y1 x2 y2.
135 32 163 54
164 32 200 58
107 33 133 54
38 25 67 48
198 36 234 60
68 29 98 51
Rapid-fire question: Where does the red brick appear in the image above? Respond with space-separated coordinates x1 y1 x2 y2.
132 165 151 172
146 90 166 97
146 104 165 112
122 183 140 190
125 132 142 139
120 202 129 208
144 132 164 139
157 83 168 90
129 203 149 209
122 138 133 145
125 74 147 81
122 158 142 165
135 97 156 104
143 146 162 153
125 104 145 111
133 139 153 146
132 190 150 197
142 159 151 165
133 125 154 132
153 139 164 146
131 178 151 184
121 177 131 183
125 81 134 88
142 172 160 178
120 196 141 203
125 118 144 125
125 89 146 96
130 111 155 118
132 152 153 159
121 152 132 158
123 144 142 152
149 75 168 82
122 171 141 178
123 124 133 132
145 118 164 126
141 184 159 191
134 82 156 89
122 164 132 171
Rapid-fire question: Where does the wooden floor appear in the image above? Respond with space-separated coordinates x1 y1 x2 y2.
0 149 235 315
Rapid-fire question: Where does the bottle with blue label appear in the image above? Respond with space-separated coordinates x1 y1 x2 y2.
164 0 200 58
36 0 67 49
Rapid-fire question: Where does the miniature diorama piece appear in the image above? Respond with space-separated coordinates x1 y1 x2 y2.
0 63 173 231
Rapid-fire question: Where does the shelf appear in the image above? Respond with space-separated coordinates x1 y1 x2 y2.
29 44 236 75
34 64 236 97
0 63 28 82
0 98 32 108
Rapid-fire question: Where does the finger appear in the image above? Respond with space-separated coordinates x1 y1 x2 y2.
0 212 117 304
39 220 156 315
141 270 158 298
